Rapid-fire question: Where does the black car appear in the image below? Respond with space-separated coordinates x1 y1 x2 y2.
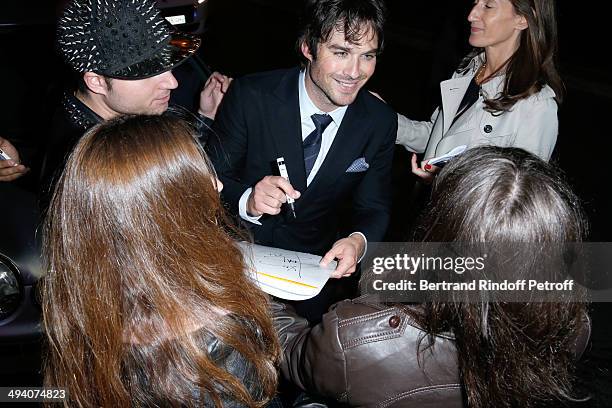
1 2 55 380
0 184 42 377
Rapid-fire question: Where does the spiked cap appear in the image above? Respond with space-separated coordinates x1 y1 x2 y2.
57 0 201 79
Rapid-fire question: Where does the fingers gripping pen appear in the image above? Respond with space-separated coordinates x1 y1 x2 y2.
276 157 297 218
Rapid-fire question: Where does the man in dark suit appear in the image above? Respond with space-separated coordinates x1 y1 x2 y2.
207 0 396 319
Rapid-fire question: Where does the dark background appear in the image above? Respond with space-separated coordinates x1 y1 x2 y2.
1 0 610 405
2 0 610 240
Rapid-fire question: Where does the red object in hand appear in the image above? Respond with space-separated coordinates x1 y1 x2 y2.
424 163 432 171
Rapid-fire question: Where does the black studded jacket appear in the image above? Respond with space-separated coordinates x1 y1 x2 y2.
39 92 101 205
39 92 213 209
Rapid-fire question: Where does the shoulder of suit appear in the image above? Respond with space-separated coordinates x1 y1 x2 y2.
234 67 298 91
359 89 397 120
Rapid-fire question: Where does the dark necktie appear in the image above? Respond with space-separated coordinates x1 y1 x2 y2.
303 113 333 177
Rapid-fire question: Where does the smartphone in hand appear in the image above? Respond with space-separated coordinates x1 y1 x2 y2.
0 148 13 161
427 145 467 169
429 157 451 168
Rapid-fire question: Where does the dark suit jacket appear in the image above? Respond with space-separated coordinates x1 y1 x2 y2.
207 67 396 255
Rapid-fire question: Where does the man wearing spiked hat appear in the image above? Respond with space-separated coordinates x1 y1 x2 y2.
40 0 229 196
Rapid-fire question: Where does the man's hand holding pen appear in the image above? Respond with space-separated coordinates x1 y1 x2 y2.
246 171 364 280
247 175 301 217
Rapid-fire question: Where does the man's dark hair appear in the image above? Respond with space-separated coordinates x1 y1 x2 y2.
297 0 386 67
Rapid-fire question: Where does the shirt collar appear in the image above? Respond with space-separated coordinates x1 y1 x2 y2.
299 69 347 126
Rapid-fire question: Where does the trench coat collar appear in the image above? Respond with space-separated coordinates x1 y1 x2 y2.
440 54 509 135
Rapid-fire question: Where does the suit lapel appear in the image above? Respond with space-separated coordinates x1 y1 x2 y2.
440 75 472 135
304 93 369 194
271 68 308 192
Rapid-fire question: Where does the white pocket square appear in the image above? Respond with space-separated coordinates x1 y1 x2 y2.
346 157 369 172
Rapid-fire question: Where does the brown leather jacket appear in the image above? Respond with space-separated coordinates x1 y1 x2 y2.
272 295 590 407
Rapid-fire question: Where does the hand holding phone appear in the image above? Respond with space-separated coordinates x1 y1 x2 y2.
426 145 468 169
427 157 451 169
0 147 12 161
0 140 30 181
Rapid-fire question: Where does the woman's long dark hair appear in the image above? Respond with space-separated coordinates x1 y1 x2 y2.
459 0 564 113
42 115 280 407
414 147 588 408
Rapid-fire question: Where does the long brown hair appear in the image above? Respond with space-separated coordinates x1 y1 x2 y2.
42 115 279 407
415 147 587 407
460 0 564 113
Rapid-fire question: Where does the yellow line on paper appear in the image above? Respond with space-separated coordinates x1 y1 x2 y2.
257 271 318 289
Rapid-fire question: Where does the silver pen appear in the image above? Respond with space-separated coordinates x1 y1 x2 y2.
276 157 297 218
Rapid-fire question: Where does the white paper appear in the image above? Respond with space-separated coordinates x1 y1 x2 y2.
238 242 336 300
428 144 467 166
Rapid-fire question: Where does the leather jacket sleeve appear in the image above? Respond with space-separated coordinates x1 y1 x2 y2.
271 301 349 403
205 336 264 407
271 298 592 407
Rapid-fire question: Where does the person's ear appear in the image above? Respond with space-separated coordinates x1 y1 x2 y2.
515 14 528 31
300 41 314 63
83 72 111 95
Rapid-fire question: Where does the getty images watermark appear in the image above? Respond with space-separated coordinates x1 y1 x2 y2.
361 243 612 302
371 253 574 291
